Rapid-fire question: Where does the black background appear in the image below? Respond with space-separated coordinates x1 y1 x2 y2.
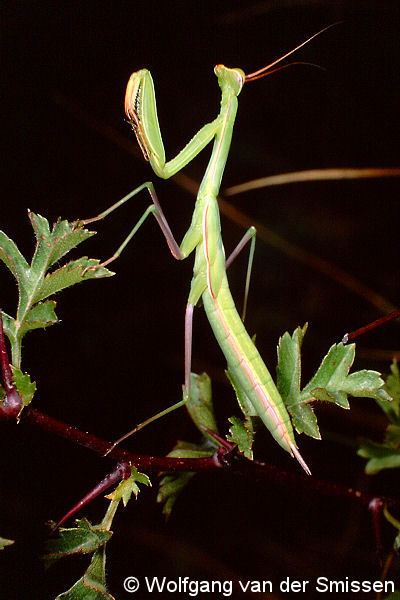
2 2 399 598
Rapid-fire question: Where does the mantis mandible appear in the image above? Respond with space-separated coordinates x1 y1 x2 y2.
84 28 337 474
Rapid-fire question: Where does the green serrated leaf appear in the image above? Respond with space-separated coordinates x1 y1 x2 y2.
357 437 400 474
29 212 97 269
185 372 218 440
377 361 400 424
55 547 114 600
11 367 36 406
33 258 114 303
386 361 400 402
158 471 196 520
0 310 15 340
1 212 117 367
301 342 390 411
358 424 400 475
227 415 254 459
106 467 151 506
311 386 349 408
341 369 392 402
18 300 58 337
0 230 30 285
158 441 213 519
276 324 320 438
0 537 14 549
302 343 354 402
44 518 112 562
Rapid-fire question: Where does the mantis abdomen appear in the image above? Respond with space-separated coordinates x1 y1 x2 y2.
202 275 311 474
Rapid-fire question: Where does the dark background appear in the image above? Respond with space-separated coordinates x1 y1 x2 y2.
2 2 399 598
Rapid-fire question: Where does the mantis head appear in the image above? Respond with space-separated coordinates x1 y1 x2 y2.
214 64 245 97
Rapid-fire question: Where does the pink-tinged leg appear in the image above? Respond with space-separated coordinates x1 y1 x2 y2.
184 303 194 394
225 226 256 321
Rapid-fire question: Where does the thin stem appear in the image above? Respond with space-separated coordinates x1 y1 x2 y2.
224 168 400 196
104 398 187 456
343 308 400 344
11 339 21 371
8 406 398 510
101 498 120 531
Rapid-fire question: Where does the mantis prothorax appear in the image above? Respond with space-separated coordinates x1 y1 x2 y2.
84 28 339 474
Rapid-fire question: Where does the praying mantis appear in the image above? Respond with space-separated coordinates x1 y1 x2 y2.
83 28 338 475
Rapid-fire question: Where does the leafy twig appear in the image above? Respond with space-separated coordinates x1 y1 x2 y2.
9 405 398 510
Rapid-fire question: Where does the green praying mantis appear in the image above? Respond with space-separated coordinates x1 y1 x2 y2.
83 28 339 475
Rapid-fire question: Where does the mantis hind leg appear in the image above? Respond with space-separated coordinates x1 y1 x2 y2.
225 226 257 321
80 182 184 267
184 303 194 396
184 272 208 398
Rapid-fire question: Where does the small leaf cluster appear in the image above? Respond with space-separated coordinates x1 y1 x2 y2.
0 211 113 403
158 325 392 519
277 324 391 439
158 373 219 519
358 361 400 474
44 468 150 599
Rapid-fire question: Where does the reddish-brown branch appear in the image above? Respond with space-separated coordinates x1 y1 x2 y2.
7 406 397 511
343 308 400 343
21 407 223 471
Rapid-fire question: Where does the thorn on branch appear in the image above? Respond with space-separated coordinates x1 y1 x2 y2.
53 462 132 530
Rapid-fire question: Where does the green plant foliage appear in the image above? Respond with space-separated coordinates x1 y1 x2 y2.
376 361 400 424
0 211 114 369
358 360 400 474
358 427 400 474
225 366 256 458
277 324 320 438
158 441 215 519
55 547 114 600
227 415 253 459
11 367 36 406
185 372 219 440
106 467 151 507
276 326 391 438
301 342 390 407
0 537 14 549
44 501 120 599
44 519 112 565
